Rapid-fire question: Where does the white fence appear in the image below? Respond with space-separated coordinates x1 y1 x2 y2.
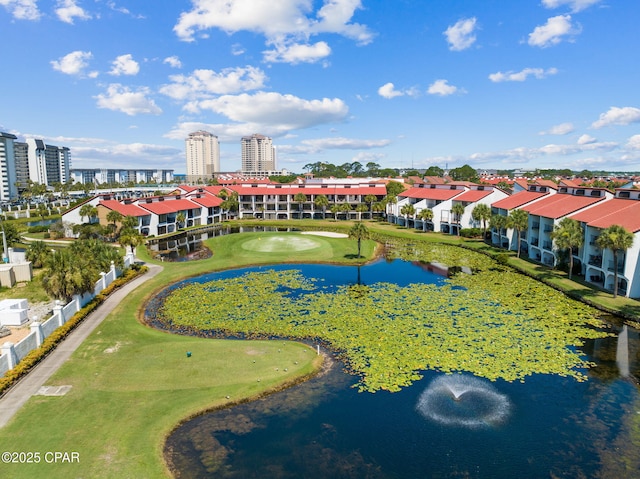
0 252 136 377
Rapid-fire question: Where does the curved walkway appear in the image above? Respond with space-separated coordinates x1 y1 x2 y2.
0 262 162 428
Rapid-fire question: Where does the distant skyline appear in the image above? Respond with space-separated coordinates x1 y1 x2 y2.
1 0 639 174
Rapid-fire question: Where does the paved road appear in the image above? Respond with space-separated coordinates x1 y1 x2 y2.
0 263 162 428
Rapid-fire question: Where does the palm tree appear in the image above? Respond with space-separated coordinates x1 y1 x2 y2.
451 203 465 235
507 208 529 258
314 194 329 219
176 212 186 229
106 210 123 237
121 215 139 230
355 203 368 221
364 194 377 218
472 204 492 240
596 224 634 298
25 240 50 268
340 202 352 220
490 214 508 248
550 218 584 279
294 193 307 219
349 221 369 258
418 208 433 232
79 203 98 224
330 203 341 220
119 227 144 256
221 191 239 218
400 203 415 227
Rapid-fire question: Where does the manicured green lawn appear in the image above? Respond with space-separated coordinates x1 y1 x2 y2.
0 231 367 478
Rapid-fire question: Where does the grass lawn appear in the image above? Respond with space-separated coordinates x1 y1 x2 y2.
0 231 369 478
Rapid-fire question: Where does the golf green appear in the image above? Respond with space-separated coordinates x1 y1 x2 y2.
240 234 322 252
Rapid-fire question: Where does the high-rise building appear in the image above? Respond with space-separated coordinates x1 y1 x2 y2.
0 132 18 202
13 138 70 190
185 131 220 182
241 134 276 173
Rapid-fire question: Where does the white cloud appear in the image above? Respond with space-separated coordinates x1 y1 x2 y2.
188 91 348 128
50 50 93 76
263 41 331 64
0 0 40 20
592 106 640 129
577 134 596 144
173 0 372 63
55 0 91 24
427 79 461 96
378 82 403 99
159 66 267 100
231 43 245 56
163 56 182 69
94 84 162 116
539 122 574 135
541 0 602 12
528 15 579 48
489 67 558 82
627 135 640 150
109 54 140 76
444 17 478 51
169 92 348 141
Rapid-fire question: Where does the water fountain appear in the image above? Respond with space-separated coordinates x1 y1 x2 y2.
416 374 511 428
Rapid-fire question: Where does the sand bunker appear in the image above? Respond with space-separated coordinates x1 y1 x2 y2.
300 231 348 238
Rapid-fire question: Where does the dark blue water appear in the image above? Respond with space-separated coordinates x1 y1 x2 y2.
161 261 640 479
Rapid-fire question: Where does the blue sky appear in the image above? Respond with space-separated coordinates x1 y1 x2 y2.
1 0 639 174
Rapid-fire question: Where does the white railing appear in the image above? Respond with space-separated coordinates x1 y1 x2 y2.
0 252 136 377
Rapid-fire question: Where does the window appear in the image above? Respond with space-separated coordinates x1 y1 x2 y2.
575 189 585 196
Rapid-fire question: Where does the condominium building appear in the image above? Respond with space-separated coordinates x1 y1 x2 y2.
0 132 18 202
70 168 174 185
241 134 276 173
13 138 70 190
185 131 220 182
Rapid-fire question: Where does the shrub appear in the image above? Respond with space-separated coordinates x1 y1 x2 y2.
459 228 483 238
27 225 49 233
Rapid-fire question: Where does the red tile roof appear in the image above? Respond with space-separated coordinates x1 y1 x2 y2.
453 189 493 202
491 191 548 210
188 194 223 207
522 193 604 219
137 198 201 215
228 185 386 196
399 187 464 200
570 198 640 232
99 200 150 217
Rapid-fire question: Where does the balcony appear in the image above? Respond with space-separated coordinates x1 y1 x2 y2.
607 261 624 274
588 255 602 267
532 223 540 230
542 241 552 250
531 238 539 246
543 226 553 233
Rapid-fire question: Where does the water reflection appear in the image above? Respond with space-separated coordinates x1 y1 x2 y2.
166 329 640 479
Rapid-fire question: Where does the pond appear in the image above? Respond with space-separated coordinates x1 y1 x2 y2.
152 260 640 479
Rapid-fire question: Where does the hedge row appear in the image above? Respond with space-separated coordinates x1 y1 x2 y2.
0 265 148 397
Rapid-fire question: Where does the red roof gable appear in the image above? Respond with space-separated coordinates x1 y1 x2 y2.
189 195 223 208
99 200 150 217
570 198 640 233
399 187 464 201
522 193 604 219
137 198 201 215
453 189 492 202
491 191 548 210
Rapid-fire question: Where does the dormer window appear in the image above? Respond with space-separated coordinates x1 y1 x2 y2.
590 190 601 197
575 189 585 196
619 191 630 198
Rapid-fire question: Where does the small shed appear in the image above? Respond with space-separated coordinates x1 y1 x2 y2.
0 298 29 326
